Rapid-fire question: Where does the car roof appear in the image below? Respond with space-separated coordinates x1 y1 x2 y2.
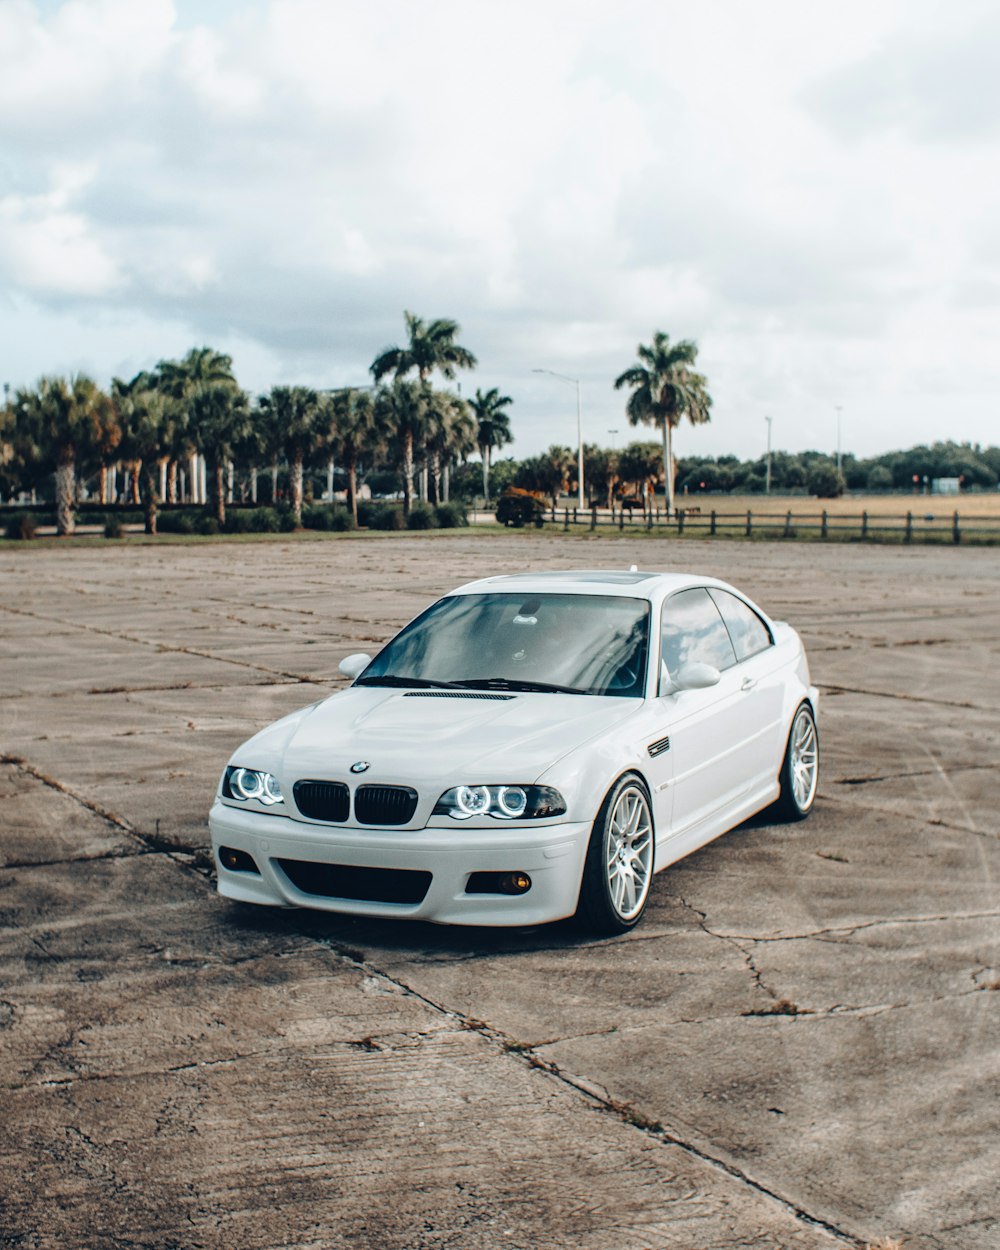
449 569 737 602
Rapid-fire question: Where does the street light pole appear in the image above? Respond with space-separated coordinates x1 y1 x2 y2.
533 368 584 509
765 416 773 495
608 428 619 450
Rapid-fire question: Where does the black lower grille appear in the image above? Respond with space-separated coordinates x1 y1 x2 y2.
294 780 350 822
354 784 418 826
276 859 431 905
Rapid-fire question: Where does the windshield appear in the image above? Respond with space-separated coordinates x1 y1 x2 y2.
360 593 650 697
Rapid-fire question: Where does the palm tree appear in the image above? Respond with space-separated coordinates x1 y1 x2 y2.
584 444 620 510
16 375 117 535
618 441 663 504
112 373 175 534
257 385 322 525
370 312 477 516
613 332 712 515
329 388 380 524
424 390 476 504
468 387 513 504
515 445 572 511
158 347 238 503
374 379 427 516
191 386 252 526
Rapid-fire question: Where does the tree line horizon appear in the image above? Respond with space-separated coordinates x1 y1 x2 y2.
2 312 997 536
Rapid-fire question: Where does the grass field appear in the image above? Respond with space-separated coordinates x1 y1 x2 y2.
670 491 1000 518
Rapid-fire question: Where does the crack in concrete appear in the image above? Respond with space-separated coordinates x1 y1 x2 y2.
821 791 996 840
2 847 153 870
306 934 861 1248
0 754 212 874
815 681 980 711
0 676 306 702
0 601 320 685
835 762 996 785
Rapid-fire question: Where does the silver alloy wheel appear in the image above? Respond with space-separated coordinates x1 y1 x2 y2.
791 707 819 811
605 784 653 921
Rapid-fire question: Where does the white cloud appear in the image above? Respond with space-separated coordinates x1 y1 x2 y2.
0 0 997 460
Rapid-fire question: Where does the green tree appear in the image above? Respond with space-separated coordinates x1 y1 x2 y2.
515 446 572 510
374 379 429 517
468 387 513 504
617 441 662 502
256 386 322 526
112 373 176 534
613 332 711 514
15 375 117 535
329 388 380 524
191 386 252 526
158 346 238 504
807 463 845 499
370 312 477 516
583 444 620 509
425 390 476 504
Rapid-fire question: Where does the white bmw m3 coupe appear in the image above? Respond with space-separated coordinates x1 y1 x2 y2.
210 569 819 933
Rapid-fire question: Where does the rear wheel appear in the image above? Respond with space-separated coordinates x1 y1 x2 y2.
576 774 654 934
774 702 819 820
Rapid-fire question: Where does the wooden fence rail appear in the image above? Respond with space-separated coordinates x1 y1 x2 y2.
534 505 1000 543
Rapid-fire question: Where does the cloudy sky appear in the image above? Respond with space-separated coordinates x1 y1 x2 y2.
1 0 998 463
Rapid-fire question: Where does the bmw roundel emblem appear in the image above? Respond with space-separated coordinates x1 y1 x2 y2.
350 761 370 774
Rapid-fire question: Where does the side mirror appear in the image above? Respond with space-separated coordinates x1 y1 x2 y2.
338 653 372 680
674 662 721 690
660 661 721 695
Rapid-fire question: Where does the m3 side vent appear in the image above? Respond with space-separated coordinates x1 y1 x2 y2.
647 736 671 758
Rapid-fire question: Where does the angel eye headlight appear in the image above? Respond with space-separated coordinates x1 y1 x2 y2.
496 786 527 818
224 766 284 806
433 785 565 821
456 785 490 816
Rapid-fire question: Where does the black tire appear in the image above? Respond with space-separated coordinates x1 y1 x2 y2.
773 702 819 821
576 773 654 934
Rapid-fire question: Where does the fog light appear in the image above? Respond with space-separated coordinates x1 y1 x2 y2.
219 846 259 874
504 872 532 895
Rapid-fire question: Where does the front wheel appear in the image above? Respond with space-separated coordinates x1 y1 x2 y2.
576 774 654 934
774 702 819 820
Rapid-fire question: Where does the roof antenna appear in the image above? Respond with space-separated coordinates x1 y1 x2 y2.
629 565 638 573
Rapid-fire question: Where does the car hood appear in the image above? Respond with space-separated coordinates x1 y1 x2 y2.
238 685 639 787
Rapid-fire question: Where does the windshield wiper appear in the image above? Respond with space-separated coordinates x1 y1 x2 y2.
456 677 588 695
354 675 466 690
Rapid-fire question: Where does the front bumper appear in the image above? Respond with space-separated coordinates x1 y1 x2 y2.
209 799 592 926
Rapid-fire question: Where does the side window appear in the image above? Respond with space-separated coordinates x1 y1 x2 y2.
709 589 772 662
660 588 737 675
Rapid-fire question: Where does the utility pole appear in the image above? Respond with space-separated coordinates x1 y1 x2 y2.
765 416 773 495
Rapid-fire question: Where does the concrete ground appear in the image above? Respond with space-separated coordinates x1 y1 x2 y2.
0 533 997 1250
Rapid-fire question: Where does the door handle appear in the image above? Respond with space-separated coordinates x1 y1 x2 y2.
741 676 756 691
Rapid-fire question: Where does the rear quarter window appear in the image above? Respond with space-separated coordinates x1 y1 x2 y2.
708 588 773 662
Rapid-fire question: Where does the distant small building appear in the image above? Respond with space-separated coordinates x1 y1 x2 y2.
931 477 961 495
